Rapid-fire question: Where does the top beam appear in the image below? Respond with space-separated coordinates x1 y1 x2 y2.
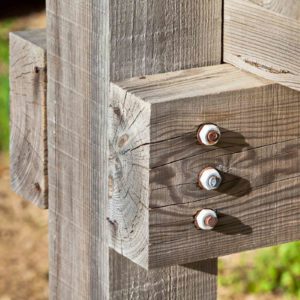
224 0 300 92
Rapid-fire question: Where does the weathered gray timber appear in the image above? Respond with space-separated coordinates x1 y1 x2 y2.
10 29 48 209
224 0 300 92
110 64 300 268
46 0 222 298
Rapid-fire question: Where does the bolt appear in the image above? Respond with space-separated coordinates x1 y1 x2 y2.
198 167 222 191
194 209 218 230
207 175 220 189
204 215 218 228
207 130 220 143
197 124 221 146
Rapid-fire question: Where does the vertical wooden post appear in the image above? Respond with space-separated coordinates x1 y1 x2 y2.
47 0 110 298
47 0 222 298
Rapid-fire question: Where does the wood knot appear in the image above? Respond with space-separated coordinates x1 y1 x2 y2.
113 107 121 116
118 134 129 148
106 217 118 229
34 182 41 193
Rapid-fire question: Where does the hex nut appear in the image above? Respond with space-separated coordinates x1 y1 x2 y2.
197 124 221 146
198 167 222 191
194 209 218 230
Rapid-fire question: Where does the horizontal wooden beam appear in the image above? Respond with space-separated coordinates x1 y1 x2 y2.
224 0 300 92
10 29 47 209
110 63 300 269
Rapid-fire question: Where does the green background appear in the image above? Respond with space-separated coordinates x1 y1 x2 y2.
0 19 11 151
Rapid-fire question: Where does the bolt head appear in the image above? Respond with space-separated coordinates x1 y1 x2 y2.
194 209 218 230
207 130 220 143
207 175 221 189
199 167 222 190
204 215 218 228
197 124 221 146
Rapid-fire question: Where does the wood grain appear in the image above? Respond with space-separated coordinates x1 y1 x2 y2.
47 0 110 298
110 252 217 299
110 64 300 268
110 0 222 81
47 0 222 298
150 175 300 267
224 0 300 92
10 29 48 209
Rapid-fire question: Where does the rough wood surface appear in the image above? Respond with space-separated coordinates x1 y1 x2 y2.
110 253 217 299
110 64 300 268
10 29 48 209
47 0 110 298
224 0 300 92
110 0 222 81
47 0 222 298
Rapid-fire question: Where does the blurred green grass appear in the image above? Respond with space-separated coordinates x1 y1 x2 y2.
0 19 13 152
219 242 300 299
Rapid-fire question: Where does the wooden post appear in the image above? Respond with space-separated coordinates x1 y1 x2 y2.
46 0 221 298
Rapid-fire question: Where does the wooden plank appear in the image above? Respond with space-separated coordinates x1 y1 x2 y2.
249 0 300 20
10 29 47 209
110 64 300 269
224 0 300 92
47 0 222 298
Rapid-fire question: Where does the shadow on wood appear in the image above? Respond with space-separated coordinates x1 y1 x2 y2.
218 171 252 198
217 128 250 153
215 212 253 235
181 258 218 275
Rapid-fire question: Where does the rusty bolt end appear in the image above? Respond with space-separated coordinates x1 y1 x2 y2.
207 130 220 144
197 124 221 146
194 209 218 230
204 215 218 228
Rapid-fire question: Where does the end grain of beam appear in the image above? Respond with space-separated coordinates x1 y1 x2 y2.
10 29 48 209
